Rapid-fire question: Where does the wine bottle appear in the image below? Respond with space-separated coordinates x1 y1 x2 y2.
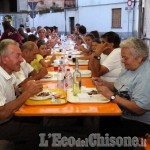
73 59 81 96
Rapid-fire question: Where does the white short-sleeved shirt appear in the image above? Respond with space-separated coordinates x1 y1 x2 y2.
114 60 150 125
0 67 16 124
0 67 16 106
13 60 34 85
101 48 122 82
100 53 107 63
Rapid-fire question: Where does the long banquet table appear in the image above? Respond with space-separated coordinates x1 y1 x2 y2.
14 65 122 117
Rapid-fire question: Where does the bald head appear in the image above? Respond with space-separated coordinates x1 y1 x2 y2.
21 41 38 63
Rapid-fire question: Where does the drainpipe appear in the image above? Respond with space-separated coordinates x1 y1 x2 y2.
64 0 67 35
76 0 79 23
138 0 142 38
132 0 136 36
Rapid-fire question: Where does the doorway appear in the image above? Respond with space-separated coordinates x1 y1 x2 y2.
69 17 74 34
9 0 17 12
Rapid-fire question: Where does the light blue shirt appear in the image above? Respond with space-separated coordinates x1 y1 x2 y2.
114 60 150 125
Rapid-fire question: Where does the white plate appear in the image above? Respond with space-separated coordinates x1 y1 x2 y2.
70 70 91 77
69 60 89 65
71 51 81 55
30 90 51 100
42 73 53 79
78 60 88 63
79 70 91 75
67 88 110 103
40 72 57 81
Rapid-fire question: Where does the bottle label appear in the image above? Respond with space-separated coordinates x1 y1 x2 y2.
73 80 81 96
64 76 72 90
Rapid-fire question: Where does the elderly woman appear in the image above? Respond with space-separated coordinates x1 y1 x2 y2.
94 37 150 140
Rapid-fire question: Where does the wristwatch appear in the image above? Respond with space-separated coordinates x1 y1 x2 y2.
110 93 117 101
94 55 101 60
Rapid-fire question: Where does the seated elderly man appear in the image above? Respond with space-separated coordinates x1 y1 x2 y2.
94 37 150 142
88 31 122 82
14 41 47 87
0 39 43 149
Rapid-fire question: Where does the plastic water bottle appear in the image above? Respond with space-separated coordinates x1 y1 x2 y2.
57 68 64 90
64 68 72 90
59 56 65 72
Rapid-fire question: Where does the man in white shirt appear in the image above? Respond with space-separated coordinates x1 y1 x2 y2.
0 39 43 149
88 31 122 82
14 41 47 87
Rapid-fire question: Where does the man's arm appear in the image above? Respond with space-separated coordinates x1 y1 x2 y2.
0 80 43 120
88 43 110 77
29 67 48 80
18 67 48 88
40 55 56 68
88 53 109 77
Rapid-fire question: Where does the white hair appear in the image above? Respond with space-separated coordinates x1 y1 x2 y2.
120 37 149 60
0 39 19 63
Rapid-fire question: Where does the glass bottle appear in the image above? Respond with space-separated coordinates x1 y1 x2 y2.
73 59 81 96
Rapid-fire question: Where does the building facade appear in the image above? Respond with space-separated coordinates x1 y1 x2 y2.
25 0 141 39
0 0 147 40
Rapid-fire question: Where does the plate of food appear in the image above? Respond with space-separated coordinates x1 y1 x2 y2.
30 90 51 100
67 88 110 103
87 89 98 95
26 89 67 105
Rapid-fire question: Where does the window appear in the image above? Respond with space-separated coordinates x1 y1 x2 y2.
112 8 121 28
0 0 17 12
9 0 17 12
64 0 76 8
69 17 74 34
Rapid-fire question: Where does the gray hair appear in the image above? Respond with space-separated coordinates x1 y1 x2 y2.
120 37 149 60
0 39 19 62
